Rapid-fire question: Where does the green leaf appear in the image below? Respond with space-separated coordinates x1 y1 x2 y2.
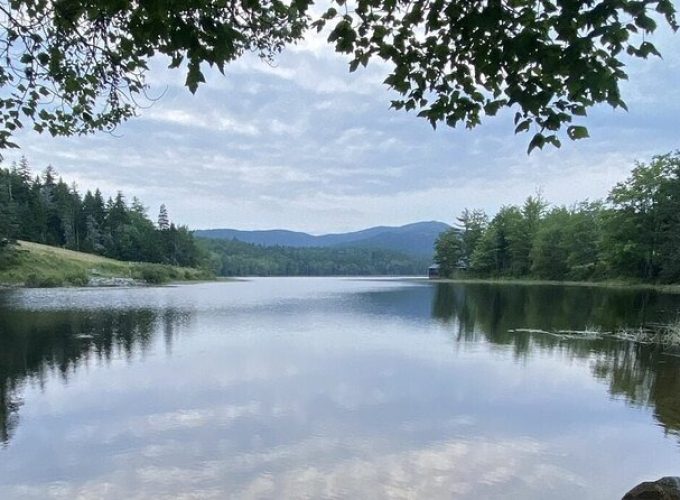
635 15 657 32
185 66 205 94
37 53 50 65
527 133 545 154
515 119 531 134
322 8 338 20
567 126 590 140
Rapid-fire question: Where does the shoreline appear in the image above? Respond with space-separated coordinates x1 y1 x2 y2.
0 241 214 289
412 277 680 294
4 273 680 293
0 276 217 290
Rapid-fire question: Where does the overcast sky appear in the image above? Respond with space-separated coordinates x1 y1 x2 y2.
5 26 679 234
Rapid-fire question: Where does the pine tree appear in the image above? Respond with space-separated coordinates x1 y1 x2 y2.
16 156 31 183
0 172 18 242
131 197 146 216
0 157 206 268
40 168 64 246
107 192 129 231
158 204 170 231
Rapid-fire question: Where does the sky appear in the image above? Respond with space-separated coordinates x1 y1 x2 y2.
5 23 680 234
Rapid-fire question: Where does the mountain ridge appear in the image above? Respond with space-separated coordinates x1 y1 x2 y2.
194 221 450 257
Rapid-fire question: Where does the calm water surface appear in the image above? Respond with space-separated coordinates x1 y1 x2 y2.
1 278 680 499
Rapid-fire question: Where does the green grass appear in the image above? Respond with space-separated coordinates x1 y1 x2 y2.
0 241 213 287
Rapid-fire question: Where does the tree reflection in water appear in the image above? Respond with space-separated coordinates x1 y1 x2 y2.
1 282 680 449
0 307 191 445
431 283 680 439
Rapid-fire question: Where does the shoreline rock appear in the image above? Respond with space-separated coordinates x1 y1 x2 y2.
623 477 680 499
86 277 144 287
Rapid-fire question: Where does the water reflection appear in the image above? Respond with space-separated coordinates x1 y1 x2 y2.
430 283 680 438
431 282 679 333
0 307 191 445
0 280 679 499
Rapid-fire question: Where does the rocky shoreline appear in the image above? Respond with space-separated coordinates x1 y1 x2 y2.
86 276 145 287
623 477 680 499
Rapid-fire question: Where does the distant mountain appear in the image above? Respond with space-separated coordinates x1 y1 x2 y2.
195 228 319 247
194 221 450 257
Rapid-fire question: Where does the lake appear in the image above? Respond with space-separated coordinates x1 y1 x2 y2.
1 278 680 499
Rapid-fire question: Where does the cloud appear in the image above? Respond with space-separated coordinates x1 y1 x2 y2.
4 23 679 232
0 435 588 500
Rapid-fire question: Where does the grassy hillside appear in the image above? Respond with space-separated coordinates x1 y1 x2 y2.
0 241 212 287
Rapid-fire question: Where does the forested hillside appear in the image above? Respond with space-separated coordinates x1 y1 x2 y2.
199 238 429 277
0 158 202 267
434 152 680 284
195 221 449 257
0 157 429 278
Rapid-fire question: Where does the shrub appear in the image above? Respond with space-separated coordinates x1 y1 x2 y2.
137 265 171 284
24 273 64 287
65 270 89 287
0 243 19 271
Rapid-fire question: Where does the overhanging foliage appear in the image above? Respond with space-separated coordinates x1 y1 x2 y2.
0 0 676 153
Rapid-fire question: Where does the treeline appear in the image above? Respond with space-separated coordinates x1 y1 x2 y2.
199 238 429 276
0 157 429 277
0 158 201 267
435 152 680 283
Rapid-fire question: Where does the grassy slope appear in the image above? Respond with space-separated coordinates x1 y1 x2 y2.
0 241 211 287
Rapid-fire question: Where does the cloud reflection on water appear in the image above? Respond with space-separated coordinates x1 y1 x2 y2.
0 279 679 499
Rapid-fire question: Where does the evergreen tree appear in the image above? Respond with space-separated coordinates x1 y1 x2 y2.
40 166 64 245
92 189 106 226
16 157 31 183
0 172 18 242
10 158 36 241
0 158 207 269
158 204 170 231
28 177 47 242
82 190 104 253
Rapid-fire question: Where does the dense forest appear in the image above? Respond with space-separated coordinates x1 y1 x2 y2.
199 238 429 276
0 158 201 267
434 152 680 284
0 158 429 278
6 152 678 282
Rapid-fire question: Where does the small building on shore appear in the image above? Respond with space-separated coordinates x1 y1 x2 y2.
428 264 441 279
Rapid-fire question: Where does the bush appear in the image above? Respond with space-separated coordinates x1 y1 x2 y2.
24 273 64 288
65 270 89 287
137 265 171 284
0 243 19 271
